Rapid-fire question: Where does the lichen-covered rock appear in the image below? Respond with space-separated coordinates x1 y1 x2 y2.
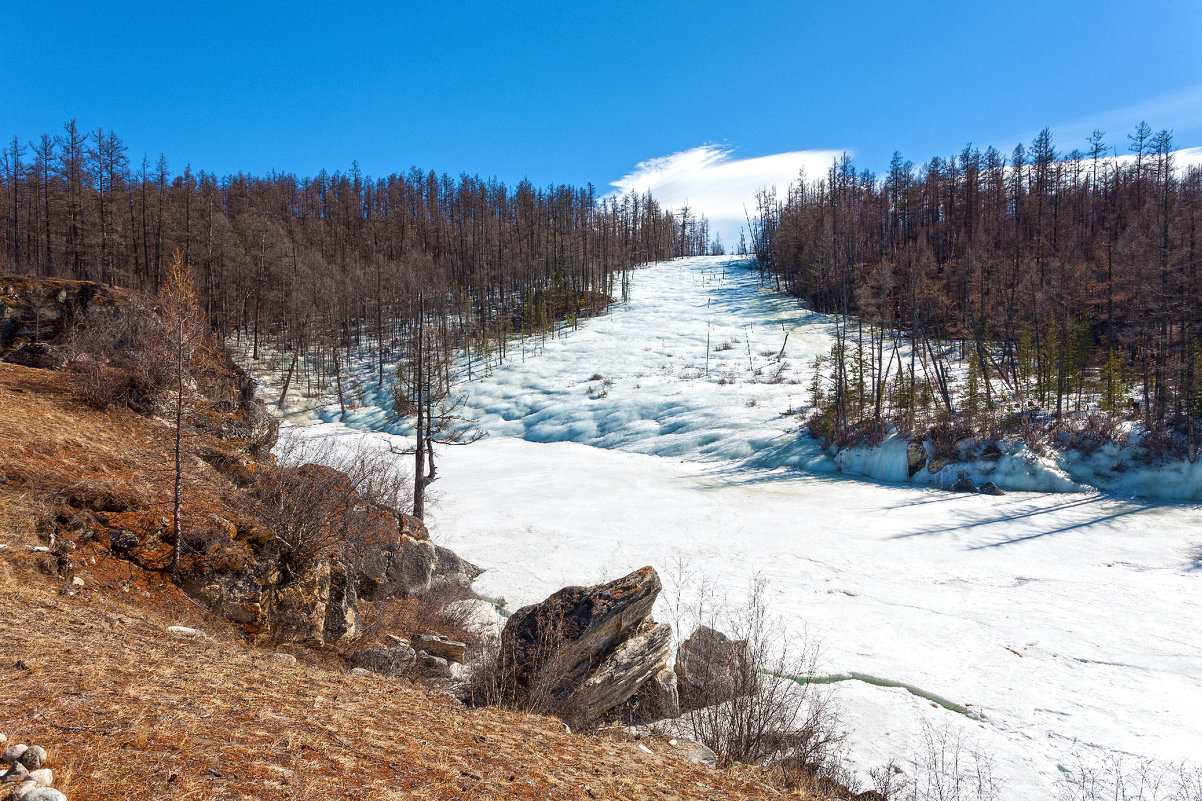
906 441 927 477
359 536 482 600
498 566 672 728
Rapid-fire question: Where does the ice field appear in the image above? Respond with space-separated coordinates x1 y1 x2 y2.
263 256 1202 798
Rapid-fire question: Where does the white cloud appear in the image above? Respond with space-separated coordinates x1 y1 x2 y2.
609 145 843 246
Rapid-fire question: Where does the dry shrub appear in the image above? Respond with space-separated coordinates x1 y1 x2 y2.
360 583 482 654
65 303 172 412
1057 754 1202 801
662 561 845 779
252 433 411 575
465 605 579 718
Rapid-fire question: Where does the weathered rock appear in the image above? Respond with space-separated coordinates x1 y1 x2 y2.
3 744 28 764
349 667 372 677
359 537 482 600
417 650 451 677
349 645 416 676
906 441 927 477
927 458 952 474
669 738 719 769
3 342 66 370
322 560 360 646
950 477 978 493
269 652 297 665
167 625 205 638
675 626 749 711
16 746 45 770
979 481 1005 496
411 634 466 664
573 620 672 725
499 566 671 727
384 634 410 647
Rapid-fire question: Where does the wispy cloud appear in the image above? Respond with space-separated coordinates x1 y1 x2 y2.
1018 84 1202 153
609 145 843 244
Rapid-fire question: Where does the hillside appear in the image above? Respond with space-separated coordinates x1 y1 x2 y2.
0 361 814 800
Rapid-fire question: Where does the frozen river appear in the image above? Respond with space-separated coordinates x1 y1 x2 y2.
276 256 1202 799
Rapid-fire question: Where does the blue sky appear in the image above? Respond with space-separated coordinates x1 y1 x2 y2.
3 0 1201 241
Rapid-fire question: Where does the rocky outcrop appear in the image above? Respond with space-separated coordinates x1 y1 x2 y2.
497 566 673 728
906 441 927 477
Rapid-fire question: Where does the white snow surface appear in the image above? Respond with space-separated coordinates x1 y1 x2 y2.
255 256 1202 799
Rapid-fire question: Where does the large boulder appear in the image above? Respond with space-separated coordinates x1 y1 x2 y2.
497 566 672 728
674 626 750 711
359 536 482 600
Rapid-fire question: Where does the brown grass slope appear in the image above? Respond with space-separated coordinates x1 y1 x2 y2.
0 362 796 801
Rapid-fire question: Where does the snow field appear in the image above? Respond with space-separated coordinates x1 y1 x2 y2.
254 257 1202 799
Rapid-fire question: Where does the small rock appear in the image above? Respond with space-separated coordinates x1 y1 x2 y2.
350 667 371 676
269 653 297 665
3 744 27 764
167 626 204 638
17 746 46 770
383 634 410 648
950 477 978 493
18 787 68 801
30 546 50 553
979 481 1005 496
670 738 719 769
26 768 52 787
3 762 29 783
0 733 6 745
411 634 466 664
71 576 85 588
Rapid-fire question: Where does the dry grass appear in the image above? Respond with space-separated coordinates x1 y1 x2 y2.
0 362 813 800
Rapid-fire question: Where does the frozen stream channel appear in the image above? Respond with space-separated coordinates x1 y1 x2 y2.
274 256 1201 798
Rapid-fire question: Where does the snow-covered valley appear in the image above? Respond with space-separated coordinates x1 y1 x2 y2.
260 256 1202 799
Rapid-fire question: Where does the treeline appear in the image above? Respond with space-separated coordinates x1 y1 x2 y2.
0 121 712 394
752 124 1202 458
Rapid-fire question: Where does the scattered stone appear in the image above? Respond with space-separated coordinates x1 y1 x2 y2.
167 626 205 638
269 653 297 665
670 738 719 769
349 645 416 677
17 746 46 770
3 744 27 764
411 634 466 664
17 787 67 801
3 762 29 783
384 634 410 648
979 481 1005 496
350 667 371 677
0 733 6 745
26 768 52 787
950 477 978 493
